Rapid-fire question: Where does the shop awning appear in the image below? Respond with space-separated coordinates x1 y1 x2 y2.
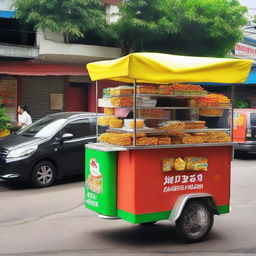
0 10 15 18
0 61 88 76
87 52 252 84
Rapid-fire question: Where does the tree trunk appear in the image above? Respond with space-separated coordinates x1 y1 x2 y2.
63 32 69 44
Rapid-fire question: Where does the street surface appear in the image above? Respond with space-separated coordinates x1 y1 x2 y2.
0 157 256 256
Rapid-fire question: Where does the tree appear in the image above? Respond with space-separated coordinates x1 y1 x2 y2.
108 0 248 57
0 106 11 132
14 0 106 43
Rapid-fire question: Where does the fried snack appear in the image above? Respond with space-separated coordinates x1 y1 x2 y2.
171 84 208 95
159 121 185 130
192 133 208 143
110 87 133 96
99 132 132 146
160 121 206 130
182 135 195 144
99 132 115 143
192 121 206 129
193 136 205 143
174 157 186 171
136 137 149 145
104 108 115 115
171 136 183 144
109 119 123 128
162 158 174 172
197 93 230 107
148 137 158 145
205 136 218 143
158 136 171 145
199 108 224 116
129 120 145 128
217 136 232 142
130 132 146 138
98 116 118 126
110 97 133 107
136 84 158 94
157 85 173 95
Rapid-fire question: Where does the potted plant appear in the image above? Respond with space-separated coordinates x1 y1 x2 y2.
0 104 12 137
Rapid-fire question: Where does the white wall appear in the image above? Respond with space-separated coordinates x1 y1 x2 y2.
37 31 122 64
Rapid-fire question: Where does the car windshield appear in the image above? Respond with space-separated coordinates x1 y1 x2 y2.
18 116 67 138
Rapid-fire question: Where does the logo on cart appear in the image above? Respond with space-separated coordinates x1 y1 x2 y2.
86 158 103 195
90 158 101 177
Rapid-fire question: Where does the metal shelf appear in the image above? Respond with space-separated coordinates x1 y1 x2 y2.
107 127 166 134
105 127 230 134
98 103 230 110
104 94 208 98
86 142 235 152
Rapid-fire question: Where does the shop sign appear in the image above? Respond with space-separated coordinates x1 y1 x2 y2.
163 174 203 193
50 93 63 110
235 43 256 59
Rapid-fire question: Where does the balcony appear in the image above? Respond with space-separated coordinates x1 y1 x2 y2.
37 32 122 64
0 43 39 59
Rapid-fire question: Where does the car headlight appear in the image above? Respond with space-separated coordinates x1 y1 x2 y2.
6 145 38 159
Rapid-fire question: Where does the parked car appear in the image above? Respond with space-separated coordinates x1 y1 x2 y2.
0 112 97 188
233 108 256 154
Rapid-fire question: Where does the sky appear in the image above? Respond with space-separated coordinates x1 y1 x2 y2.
239 0 256 16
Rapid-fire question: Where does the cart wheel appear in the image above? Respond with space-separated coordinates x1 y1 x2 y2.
139 221 156 227
176 200 213 242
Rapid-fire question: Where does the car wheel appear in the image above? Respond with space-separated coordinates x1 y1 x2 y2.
31 161 56 188
176 200 213 242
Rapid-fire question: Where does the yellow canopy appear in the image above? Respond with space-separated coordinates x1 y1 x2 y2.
86 52 252 84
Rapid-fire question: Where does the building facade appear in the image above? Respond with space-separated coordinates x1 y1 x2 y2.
0 0 122 121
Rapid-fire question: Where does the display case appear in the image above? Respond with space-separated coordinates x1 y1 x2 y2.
95 83 232 149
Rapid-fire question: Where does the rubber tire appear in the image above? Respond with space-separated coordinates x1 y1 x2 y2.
139 222 156 227
31 161 56 188
176 200 213 243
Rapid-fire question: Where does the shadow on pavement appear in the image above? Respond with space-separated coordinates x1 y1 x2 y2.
91 222 221 246
0 174 84 191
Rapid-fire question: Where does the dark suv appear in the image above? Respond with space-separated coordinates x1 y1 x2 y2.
0 112 97 188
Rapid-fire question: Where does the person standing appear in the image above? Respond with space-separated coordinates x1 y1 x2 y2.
17 104 32 128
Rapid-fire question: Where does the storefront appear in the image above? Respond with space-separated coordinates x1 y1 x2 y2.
0 60 89 121
0 76 17 120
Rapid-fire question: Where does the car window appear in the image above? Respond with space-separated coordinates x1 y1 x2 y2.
62 118 96 139
250 113 256 126
18 116 67 138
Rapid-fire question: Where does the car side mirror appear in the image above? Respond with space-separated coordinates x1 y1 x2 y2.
61 133 74 141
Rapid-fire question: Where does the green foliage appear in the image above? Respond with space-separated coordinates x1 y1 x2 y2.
108 0 248 56
14 0 106 42
0 105 11 131
234 99 250 108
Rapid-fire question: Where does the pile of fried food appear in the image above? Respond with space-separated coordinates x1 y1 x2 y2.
159 121 206 130
98 131 231 146
98 116 123 128
198 93 231 117
107 83 208 96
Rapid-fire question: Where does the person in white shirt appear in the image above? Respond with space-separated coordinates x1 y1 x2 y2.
17 104 32 128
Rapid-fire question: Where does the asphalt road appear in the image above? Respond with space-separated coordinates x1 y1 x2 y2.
0 156 256 256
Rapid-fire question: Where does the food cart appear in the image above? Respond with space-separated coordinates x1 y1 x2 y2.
84 53 252 242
